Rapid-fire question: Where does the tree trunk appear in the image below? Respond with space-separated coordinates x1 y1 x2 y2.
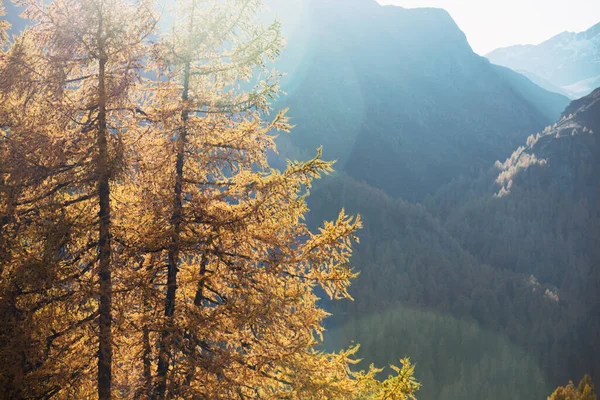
142 322 152 398
154 3 198 396
153 58 191 400
97 53 113 400
182 253 209 388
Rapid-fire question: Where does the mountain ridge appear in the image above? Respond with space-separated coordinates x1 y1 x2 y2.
270 0 570 201
487 22 600 98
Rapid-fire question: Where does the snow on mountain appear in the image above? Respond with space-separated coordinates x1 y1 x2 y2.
486 22 600 99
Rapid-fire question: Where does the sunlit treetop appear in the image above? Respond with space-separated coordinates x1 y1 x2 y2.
0 0 9 43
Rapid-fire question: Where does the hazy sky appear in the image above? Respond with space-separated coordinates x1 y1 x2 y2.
4 0 599 55
377 0 600 55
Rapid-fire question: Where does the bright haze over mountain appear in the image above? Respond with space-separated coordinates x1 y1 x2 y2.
377 0 600 55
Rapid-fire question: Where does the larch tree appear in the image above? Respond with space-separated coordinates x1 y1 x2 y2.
1 19 101 399
548 375 597 400
143 0 290 397
1 0 157 398
115 0 419 398
0 0 419 399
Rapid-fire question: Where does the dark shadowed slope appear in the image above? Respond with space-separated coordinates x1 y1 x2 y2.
270 0 569 201
429 87 600 388
308 88 600 399
308 174 560 399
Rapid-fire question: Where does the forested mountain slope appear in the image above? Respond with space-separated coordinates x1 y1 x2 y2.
269 0 569 201
428 87 600 391
308 175 562 399
307 88 600 399
435 88 600 292
263 1 587 398
326 306 550 400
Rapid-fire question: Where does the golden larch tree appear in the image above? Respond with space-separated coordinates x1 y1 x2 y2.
0 0 419 398
116 0 419 398
1 0 157 398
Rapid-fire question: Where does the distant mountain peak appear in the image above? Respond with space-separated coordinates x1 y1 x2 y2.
487 21 600 99
586 21 600 34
